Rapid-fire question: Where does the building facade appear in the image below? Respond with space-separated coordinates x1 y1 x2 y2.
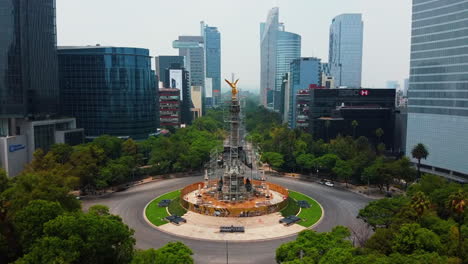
159 88 181 128
328 14 363 88
0 0 85 177
260 7 279 108
155 56 185 87
288 58 322 128
163 63 192 125
1 118 83 177
406 0 468 180
201 22 221 107
58 46 158 140
0 0 60 118
274 29 301 111
308 88 396 148
173 36 205 110
260 8 301 110
321 63 335 89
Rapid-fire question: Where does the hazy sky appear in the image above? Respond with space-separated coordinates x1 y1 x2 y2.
56 0 411 92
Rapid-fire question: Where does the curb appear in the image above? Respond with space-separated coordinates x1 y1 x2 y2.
142 190 325 243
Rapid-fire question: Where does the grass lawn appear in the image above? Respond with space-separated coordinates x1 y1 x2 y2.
280 197 300 217
168 196 187 216
145 190 181 226
288 191 323 227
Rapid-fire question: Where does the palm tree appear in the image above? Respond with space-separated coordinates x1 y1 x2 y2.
375 128 384 143
351 120 359 138
411 143 429 178
448 190 467 257
411 191 431 217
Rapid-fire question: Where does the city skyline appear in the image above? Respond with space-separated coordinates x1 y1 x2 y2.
56 0 411 92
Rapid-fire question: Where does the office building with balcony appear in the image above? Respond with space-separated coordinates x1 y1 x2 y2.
406 0 468 181
162 63 192 125
328 14 363 88
58 46 158 140
159 88 181 128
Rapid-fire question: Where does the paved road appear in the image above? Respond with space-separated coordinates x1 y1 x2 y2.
82 175 372 264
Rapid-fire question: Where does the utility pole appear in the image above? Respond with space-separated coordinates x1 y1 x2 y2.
225 240 229 264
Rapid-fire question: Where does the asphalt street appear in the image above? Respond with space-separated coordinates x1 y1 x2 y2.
82 175 373 264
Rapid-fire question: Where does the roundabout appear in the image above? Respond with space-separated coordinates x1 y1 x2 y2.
81 175 373 264
143 185 323 242
80 80 372 263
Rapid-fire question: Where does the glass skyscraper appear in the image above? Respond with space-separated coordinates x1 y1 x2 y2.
406 0 468 178
0 0 59 117
201 22 221 107
260 7 279 108
289 57 321 128
260 7 301 110
328 14 363 88
58 46 157 140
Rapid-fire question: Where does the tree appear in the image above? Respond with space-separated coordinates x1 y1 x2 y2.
261 152 284 171
333 160 353 188
13 200 64 251
18 206 136 264
351 120 359 138
411 143 429 178
296 154 315 172
375 128 384 143
410 191 431 217
132 242 193 264
358 196 410 229
0 169 9 193
314 154 340 173
276 226 352 263
49 144 73 164
92 135 123 160
392 223 442 254
447 190 467 257
376 143 386 156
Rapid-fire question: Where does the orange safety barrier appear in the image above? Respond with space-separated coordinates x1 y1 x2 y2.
179 181 289 217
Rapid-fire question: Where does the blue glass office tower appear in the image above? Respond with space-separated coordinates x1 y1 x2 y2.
201 22 221 107
0 0 59 118
260 7 279 108
260 7 301 110
328 14 363 88
406 0 468 179
288 58 321 128
58 46 157 140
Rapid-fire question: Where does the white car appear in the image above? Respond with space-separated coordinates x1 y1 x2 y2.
325 181 334 187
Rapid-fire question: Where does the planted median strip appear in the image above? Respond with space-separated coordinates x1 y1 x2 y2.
283 191 323 228
145 190 184 226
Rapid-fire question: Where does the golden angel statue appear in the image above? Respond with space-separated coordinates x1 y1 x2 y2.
225 79 239 99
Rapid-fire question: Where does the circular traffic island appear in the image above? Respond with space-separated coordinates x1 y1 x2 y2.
144 183 323 242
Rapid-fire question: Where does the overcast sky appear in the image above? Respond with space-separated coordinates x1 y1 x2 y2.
56 0 411 92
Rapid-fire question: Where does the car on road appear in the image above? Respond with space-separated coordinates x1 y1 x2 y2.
325 181 334 187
